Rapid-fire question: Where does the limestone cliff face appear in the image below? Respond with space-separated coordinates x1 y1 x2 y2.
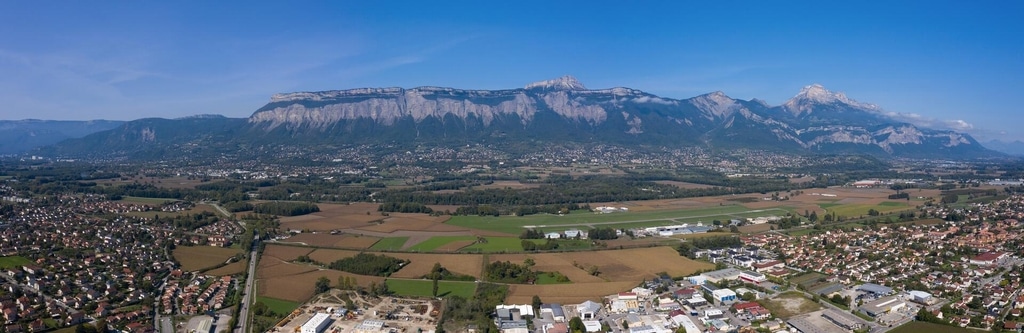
249 77 613 129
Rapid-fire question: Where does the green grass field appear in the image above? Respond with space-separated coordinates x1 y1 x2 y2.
446 205 789 234
255 296 301 316
461 237 526 253
119 196 180 204
370 237 409 251
385 279 477 298
822 202 911 217
535 272 572 284
0 256 32 269
406 236 477 252
889 322 973 333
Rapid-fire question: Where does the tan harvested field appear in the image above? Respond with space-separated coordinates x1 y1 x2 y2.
654 181 719 189
505 281 638 304
303 249 484 279
279 203 386 231
355 214 464 233
280 233 381 249
259 268 384 302
493 247 713 283
737 224 773 234
307 249 361 264
386 253 484 279
206 261 247 276
603 237 677 248
173 246 242 271
256 256 318 279
262 244 314 262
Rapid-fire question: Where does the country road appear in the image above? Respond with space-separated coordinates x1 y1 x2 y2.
235 237 260 333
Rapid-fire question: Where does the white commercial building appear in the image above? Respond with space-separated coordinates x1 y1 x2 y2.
301 313 331 333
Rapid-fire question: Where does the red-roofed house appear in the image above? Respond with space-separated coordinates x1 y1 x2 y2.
971 252 1007 266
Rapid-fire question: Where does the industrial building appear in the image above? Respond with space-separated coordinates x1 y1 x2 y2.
301 313 331 333
738 271 767 283
857 283 894 296
860 295 906 317
908 291 933 304
711 289 737 302
822 310 863 330
699 268 742 283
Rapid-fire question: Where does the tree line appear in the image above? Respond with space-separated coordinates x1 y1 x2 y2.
327 253 409 277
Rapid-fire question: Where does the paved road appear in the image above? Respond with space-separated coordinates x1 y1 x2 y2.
235 238 260 333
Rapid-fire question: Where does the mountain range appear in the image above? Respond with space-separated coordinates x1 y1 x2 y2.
10 76 1010 159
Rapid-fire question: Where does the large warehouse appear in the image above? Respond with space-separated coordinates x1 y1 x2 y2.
301 313 331 333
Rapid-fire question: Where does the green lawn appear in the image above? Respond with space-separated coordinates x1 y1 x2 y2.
406 236 477 252
460 237 526 253
446 205 789 234
255 296 300 316
535 272 572 284
370 237 409 251
385 279 477 298
0 256 32 269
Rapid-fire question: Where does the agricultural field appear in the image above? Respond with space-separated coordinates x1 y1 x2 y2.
258 268 384 302
278 203 386 231
446 205 785 234
206 261 247 276
492 246 713 285
369 237 410 251
262 244 314 262
405 236 477 252
788 272 827 289
0 256 32 269
505 281 639 304
821 201 912 217
306 250 483 279
356 214 463 233
279 233 381 249
255 296 301 316
460 237 528 253
737 223 773 234
758 292 821 318
889 322 973 333
385 279 477 298
172 246 242 271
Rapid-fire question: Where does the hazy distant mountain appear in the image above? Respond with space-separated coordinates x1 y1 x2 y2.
0 119 123 154
46 76 1000 160
982 140 1024 156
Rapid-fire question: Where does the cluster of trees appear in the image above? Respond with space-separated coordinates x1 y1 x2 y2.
519 229 546 239
588 227 618 240
252 202 320 216
378 202 433 213
223 201 254 212
154 211 219 231
422 263 475 281
484 260 536 284
327 253 409 277
521 239 560 251
888 192 910 200
437 283 507 333
511 203 585 216
689 235 742 249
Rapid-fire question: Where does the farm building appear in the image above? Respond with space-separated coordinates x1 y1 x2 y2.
856 283 893 296
301 313 331 333
860 295 906 317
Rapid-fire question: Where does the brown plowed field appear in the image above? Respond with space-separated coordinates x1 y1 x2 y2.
259 269 384 302
385 253 484 279
279 233 381 249
505 281 638 304
262 244 314 262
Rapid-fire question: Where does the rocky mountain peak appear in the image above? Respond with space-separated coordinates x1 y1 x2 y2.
525 75 586 91
690 91 740 118
784 83 880 116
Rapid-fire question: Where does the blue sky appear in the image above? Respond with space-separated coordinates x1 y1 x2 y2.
1 1 1021 140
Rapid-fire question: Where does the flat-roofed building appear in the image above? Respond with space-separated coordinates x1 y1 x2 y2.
822 310 862 330
302 313 331 333
700 268 742 283
860 295 906 317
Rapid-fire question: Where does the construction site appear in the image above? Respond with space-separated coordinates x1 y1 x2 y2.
269 290 441 333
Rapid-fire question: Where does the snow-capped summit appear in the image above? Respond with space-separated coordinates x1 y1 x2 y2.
783 84 880 116
525 75 587 91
